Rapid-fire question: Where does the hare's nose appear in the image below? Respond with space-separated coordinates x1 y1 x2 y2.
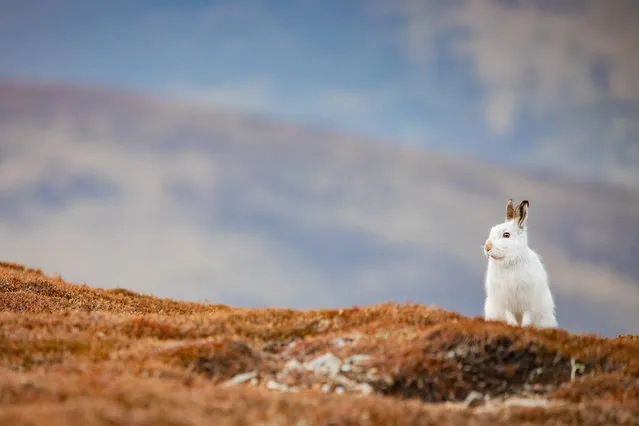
484 240 493 252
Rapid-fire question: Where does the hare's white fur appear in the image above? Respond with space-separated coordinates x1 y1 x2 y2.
483 201 557 328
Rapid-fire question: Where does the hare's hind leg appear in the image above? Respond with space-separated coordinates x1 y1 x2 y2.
534 314 558 329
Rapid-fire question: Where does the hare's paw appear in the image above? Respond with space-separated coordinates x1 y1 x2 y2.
504 310 519 326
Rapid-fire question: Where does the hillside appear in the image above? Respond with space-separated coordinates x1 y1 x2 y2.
1 81 638 337
0 261 638 425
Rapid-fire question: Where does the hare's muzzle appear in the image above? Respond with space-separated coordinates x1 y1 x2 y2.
484 240 493 253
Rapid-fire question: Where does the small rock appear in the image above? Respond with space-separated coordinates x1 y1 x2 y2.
463 391 485 408
304 352 342 378
332 337 346 348
354 383 374 395
335 386 345 395
331 335 359 348
321 383 332 393
223 371 258 386
333 374 358 389
266 380 289 392
341 354 372 373
380 375 394 386
365 370 378 381
448 345 469 359
283 359 304 373
316 319 331 331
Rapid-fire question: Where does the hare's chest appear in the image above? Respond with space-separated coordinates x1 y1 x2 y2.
486 266 536 312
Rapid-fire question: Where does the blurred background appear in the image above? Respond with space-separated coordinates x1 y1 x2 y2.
1 0 638 336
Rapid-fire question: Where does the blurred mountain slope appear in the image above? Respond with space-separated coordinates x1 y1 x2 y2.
0 81 637 336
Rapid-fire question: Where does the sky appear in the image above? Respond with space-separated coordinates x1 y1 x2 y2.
1 0 639 337
1 0 638 187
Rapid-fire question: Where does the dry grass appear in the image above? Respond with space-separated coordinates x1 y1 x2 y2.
0 261 637 425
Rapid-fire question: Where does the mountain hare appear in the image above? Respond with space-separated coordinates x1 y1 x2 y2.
483 199 558 328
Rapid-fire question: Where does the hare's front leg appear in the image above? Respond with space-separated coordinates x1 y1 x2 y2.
485 299 519 326
521 311 532 327
504 310 519 326
484 298 501 322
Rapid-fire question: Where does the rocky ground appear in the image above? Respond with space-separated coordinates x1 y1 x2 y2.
0 261 637 425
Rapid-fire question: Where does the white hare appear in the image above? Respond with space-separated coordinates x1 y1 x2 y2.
483 199 558 328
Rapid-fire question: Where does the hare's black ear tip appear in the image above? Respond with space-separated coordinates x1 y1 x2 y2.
522 200 530 206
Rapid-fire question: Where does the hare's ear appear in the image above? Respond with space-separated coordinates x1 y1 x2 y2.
506 199 515 221
514 200 529 228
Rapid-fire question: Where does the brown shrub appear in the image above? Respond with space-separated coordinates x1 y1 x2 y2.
157 339 263 381
551 373 639 405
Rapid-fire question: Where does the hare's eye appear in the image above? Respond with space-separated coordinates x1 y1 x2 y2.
502 232 510 238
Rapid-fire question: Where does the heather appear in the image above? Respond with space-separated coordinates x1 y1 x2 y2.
0 261 637 425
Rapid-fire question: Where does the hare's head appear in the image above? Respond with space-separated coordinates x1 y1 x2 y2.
483 199 529 261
